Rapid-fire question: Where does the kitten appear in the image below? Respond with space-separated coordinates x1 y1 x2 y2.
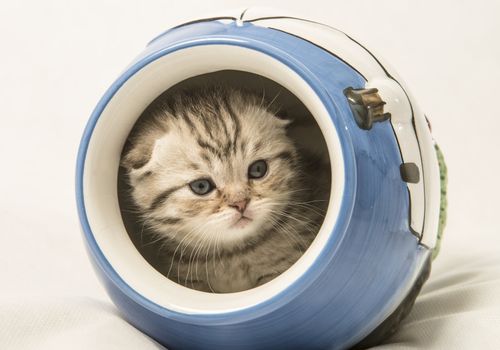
120 86 329 293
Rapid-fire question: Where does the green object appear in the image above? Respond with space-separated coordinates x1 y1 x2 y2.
432 144 448 259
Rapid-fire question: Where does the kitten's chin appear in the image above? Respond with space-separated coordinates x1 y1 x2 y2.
223 222 259 246
215 217 268 251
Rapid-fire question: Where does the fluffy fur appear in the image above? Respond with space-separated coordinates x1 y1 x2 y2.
120 87 329 293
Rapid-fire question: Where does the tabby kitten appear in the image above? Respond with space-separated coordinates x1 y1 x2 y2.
121 86 329 293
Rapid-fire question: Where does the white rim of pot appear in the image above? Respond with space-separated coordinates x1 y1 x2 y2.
82 44 345 314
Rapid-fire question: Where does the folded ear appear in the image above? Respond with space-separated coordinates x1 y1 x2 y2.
121 138 155 170
120 112 171 170
274 109 293 127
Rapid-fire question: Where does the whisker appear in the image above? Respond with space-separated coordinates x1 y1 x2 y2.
266 214 304 253
205 233 216 293
166 223 202 279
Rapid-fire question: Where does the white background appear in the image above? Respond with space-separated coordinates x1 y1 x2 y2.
1 1 499 349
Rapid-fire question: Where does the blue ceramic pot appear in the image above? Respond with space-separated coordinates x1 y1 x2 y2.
76 12 442 350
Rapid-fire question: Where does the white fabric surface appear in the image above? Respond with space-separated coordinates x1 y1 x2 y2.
1 0 499 349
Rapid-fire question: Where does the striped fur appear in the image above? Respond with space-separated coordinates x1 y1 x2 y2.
121 87 330 293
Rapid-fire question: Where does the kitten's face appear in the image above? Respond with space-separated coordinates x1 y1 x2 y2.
123 90 299 250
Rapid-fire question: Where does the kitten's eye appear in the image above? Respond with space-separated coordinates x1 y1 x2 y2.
248 160 268 179
189 179 215 195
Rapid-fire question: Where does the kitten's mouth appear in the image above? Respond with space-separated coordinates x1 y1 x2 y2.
231 216 253 229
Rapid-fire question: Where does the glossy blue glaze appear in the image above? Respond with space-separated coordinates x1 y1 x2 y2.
76 20 430 350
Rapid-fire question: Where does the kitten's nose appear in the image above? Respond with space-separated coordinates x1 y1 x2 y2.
229 199 248 213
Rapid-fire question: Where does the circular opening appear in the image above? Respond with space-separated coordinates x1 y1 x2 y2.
82 44 345 313
118 70 331 293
